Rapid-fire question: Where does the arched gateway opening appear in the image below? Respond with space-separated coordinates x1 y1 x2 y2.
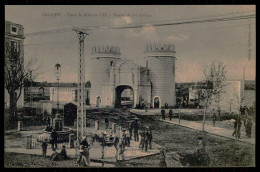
115 85 134 108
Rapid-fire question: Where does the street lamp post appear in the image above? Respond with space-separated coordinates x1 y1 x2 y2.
55 63 61 116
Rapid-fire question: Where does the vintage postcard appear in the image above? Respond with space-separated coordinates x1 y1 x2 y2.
4 5 255 167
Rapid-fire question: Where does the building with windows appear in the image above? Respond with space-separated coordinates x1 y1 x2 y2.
4 21 25 108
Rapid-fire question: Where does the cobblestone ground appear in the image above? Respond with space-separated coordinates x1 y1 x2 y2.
4 109 255 167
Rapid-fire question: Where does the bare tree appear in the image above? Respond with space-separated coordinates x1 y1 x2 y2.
4 43 39 121
198 61 227 132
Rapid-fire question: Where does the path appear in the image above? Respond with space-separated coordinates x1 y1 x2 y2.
159 118 255 145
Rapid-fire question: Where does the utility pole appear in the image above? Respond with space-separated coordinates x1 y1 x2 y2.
73 28 89 145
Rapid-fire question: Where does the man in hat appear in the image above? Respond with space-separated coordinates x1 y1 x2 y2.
212 109 217 127
169 109 173 121
133 120 139 142
161 107 166 120
245 116 253 138
144 128 149 152
129 121 133 140
147 126 153 149
105 117 109 129
50 129 58 149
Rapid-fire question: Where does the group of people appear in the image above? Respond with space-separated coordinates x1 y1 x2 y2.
138 126 153 152
232 106 253 139
161 107 174 121
128 120 153 152
41 140 68 161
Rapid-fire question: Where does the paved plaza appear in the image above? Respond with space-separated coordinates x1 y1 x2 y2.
5 126 161 164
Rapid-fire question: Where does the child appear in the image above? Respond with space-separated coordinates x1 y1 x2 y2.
41 139 48 158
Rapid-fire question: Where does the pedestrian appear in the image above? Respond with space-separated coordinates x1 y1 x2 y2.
60 145 68 160
212 109 217 127
246 117 253 138
77 145 90 166
232 117 242 139
161 107 166 120
125 129 131 147
105 117 109 129
169 109 173 121
158 147 167 167
133 120 139 142
148 127 153 149
129 121 133 140
50 129 58 149
144 128 149 152
41 139 48 158
77 137 90 166
195 137 210 166
139 132 145 151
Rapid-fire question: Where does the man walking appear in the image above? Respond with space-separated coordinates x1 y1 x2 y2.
50 129 58 150
129 121 133 140
105 117 109 129
169 109 173 121
212 109 217 127
144 128 149 152
161 107 166 120
245 116 253 138
133 120 139 142
41 139 48 158
148 126 153 149
232 117 242 139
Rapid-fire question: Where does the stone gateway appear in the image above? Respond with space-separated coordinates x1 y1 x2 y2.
90 43 176 108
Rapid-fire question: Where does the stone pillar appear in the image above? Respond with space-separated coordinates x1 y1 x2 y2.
112 123 116 133
18 121 22 131
95 120 99 130
26 135 32 149
69 133 74 148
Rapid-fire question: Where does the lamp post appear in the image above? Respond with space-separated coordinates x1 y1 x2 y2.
55 63 61 116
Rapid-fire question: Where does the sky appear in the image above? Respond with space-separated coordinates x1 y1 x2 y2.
5 5 256 83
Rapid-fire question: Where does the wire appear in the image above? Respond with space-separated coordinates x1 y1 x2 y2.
23 22 254 47
24 13 255 37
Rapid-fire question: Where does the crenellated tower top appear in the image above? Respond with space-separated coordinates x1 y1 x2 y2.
145 43 176 58
91 45 121 59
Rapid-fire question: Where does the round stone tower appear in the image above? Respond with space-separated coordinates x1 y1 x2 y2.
145 43 176 108
90 45 121 107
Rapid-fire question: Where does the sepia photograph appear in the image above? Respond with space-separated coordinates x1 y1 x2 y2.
4 5 255 167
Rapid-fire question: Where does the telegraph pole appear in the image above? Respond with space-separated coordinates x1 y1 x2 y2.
73 28 89 145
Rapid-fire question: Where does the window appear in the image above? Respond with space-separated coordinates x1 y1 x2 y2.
10 41 18 53
110 61 113 66
11 26 18 35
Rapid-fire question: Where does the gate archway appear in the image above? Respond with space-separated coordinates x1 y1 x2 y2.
153 96 161 108
115 85 134 108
